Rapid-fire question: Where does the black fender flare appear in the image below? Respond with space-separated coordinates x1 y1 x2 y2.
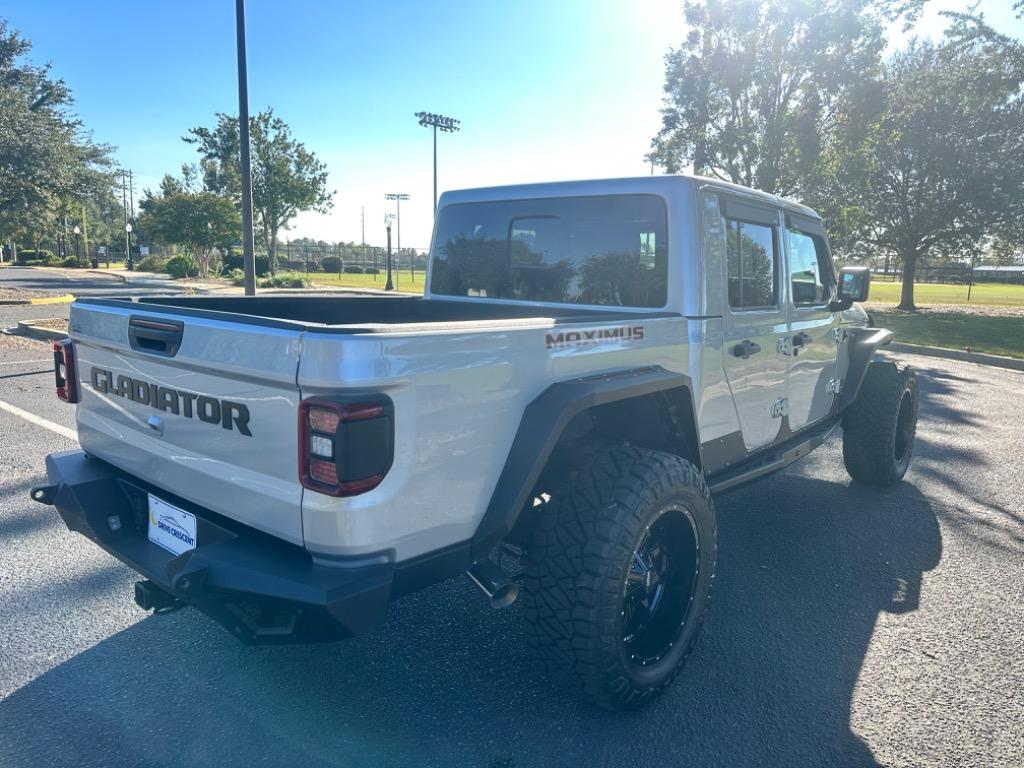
839 327 895 412
471 366 694 561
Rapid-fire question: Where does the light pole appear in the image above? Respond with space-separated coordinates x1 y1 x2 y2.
385 193 409 276
235 0 257 295
384 213 395 291
73 225 81 266
415 112 460 214
125 223 133 270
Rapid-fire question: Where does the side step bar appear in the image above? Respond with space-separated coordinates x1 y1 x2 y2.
709 420 839 494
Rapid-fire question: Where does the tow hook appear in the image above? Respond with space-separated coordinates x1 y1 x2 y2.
29 484 58 505
134 580 185 613
467 560 520 609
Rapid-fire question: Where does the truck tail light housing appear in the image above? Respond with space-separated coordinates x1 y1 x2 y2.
298 397 394 496
53 339 79 403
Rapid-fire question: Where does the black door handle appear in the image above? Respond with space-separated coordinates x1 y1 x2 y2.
792 332 812 347
732 340 762 359
128 316 184 357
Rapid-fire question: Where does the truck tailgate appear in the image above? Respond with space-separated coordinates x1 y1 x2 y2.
69 300 305 544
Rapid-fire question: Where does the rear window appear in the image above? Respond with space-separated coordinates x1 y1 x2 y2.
429 194 668 307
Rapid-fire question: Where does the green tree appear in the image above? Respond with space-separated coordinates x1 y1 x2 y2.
185 110 333 271
0 20 115 249
831 40 1024 309
652 0 884 197
146 192 241 278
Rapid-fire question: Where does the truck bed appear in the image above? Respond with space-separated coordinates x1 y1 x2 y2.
78 294 665 332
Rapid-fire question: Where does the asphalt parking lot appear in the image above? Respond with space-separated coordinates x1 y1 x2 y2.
1 299 1022 768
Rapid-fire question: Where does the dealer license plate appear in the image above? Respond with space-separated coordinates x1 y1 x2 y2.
147 494 198 556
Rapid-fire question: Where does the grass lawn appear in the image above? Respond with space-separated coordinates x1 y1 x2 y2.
868 281 1024 307
311 271 426 293
870 309 1024 359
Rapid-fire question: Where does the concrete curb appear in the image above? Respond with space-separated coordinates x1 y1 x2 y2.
0 293 75 306
887 341 1024 372
87 269 127 283
14 320 68 341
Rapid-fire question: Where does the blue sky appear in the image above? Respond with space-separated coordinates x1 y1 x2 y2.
6 0 1022 248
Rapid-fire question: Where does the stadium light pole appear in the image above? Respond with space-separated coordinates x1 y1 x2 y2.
415 112 460 214
385 193 409 275
235 0 257 295
384 213 395 291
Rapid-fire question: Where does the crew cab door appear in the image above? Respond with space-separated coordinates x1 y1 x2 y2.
783 215 840 432
720 199 789 450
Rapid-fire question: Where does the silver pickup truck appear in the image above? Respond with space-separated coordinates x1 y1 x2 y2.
33 175 916 710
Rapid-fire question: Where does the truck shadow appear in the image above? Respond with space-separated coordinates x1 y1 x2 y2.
0 474 941 768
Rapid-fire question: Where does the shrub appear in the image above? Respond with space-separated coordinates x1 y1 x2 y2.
165 254 199 279
60 257 82 268
363 267 380 275
322 255 342 272
221 252 272 277
16 249 56 264
136 255 167 273
306 260 323 273
344 265 364 274
257 271 310 289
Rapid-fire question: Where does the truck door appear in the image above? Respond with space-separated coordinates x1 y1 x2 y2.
784 214 840 432
720 199 789 450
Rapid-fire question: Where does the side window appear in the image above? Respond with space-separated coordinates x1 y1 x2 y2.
787 229 833 306
726 218 777 309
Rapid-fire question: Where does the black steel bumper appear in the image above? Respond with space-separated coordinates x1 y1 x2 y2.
32 450 395 644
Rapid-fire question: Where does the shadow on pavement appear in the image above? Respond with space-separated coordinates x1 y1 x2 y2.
0 475 941 768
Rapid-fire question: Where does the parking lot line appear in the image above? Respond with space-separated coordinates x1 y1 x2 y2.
0 400 77 441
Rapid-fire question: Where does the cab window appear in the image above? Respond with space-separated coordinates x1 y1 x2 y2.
787 229 833 306
726 218 778 310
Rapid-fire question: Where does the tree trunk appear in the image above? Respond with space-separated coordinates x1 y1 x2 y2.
898 250 919 311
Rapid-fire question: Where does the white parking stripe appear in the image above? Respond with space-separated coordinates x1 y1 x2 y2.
0 400 78 441
0 359 50 365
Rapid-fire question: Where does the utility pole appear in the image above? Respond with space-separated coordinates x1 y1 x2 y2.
235 0 257 295
415 112 460 214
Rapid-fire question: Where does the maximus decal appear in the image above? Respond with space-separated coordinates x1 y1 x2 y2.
90 367 252 436
545 326 645 351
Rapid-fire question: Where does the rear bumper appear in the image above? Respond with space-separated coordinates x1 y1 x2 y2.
33 450 395 644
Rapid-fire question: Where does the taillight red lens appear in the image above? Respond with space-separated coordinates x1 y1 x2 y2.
298 397 394 497
53 340 79 403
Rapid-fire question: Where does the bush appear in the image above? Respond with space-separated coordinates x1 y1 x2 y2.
363 267 380 275
322 256 342 273
257 271 310 289
344 265 364 274
306 260 323 273
16 249 56 264
60 257 82 268
136 255 167 273
165 254 199 279
221 251 272 277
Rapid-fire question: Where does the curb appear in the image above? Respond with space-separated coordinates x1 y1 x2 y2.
0 294 75 306
87 269 127 283
15 319 68 341
887 341 1024 372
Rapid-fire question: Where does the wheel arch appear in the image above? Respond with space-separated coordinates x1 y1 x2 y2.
471 366 700 560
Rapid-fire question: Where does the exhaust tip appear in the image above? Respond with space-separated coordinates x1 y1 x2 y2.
467 561 520 609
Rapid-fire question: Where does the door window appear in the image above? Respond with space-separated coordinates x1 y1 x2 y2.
787 230 833 306
726 219 778 310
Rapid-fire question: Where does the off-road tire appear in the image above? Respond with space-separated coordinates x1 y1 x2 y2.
843 361 919 486
523 445 716 711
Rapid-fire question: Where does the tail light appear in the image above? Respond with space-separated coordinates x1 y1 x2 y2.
298 397 394 496
53 339 79 403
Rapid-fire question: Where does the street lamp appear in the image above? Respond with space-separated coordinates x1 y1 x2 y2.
385 193 409 276
73 225 81 266
384 213 395 291
125 222 133 271
415 112 460 214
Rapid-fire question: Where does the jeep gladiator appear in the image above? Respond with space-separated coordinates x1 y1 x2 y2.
33 175 917 710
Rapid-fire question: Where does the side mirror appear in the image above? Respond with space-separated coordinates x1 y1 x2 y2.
830 266 870 311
